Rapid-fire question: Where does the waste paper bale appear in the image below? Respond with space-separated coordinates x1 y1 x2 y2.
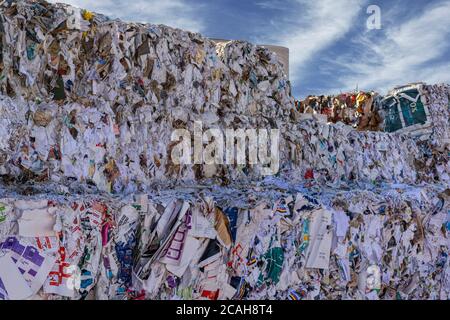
0 1 449 191
0 183 448 300
0 0 294 191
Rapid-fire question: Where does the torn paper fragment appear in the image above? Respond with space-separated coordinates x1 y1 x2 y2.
18 208 57 237
0 252 34 300
166 236 200 277
305 209 333 269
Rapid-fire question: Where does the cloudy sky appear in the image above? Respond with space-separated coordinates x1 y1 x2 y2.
49 0 450 98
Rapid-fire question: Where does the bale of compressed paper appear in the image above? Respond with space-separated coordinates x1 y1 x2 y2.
0 183 448 300
0 1 448 192
0 0 294 191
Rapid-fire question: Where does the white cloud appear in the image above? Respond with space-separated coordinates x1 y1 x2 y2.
48 0 204 32
267 0 366 81
331 1 450 94
255 1 288 11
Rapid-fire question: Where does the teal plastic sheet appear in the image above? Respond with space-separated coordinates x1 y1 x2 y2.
399 89 427 127
383 96 403 133
382 87 428 133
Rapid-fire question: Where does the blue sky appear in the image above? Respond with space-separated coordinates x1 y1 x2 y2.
50 0 450 98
